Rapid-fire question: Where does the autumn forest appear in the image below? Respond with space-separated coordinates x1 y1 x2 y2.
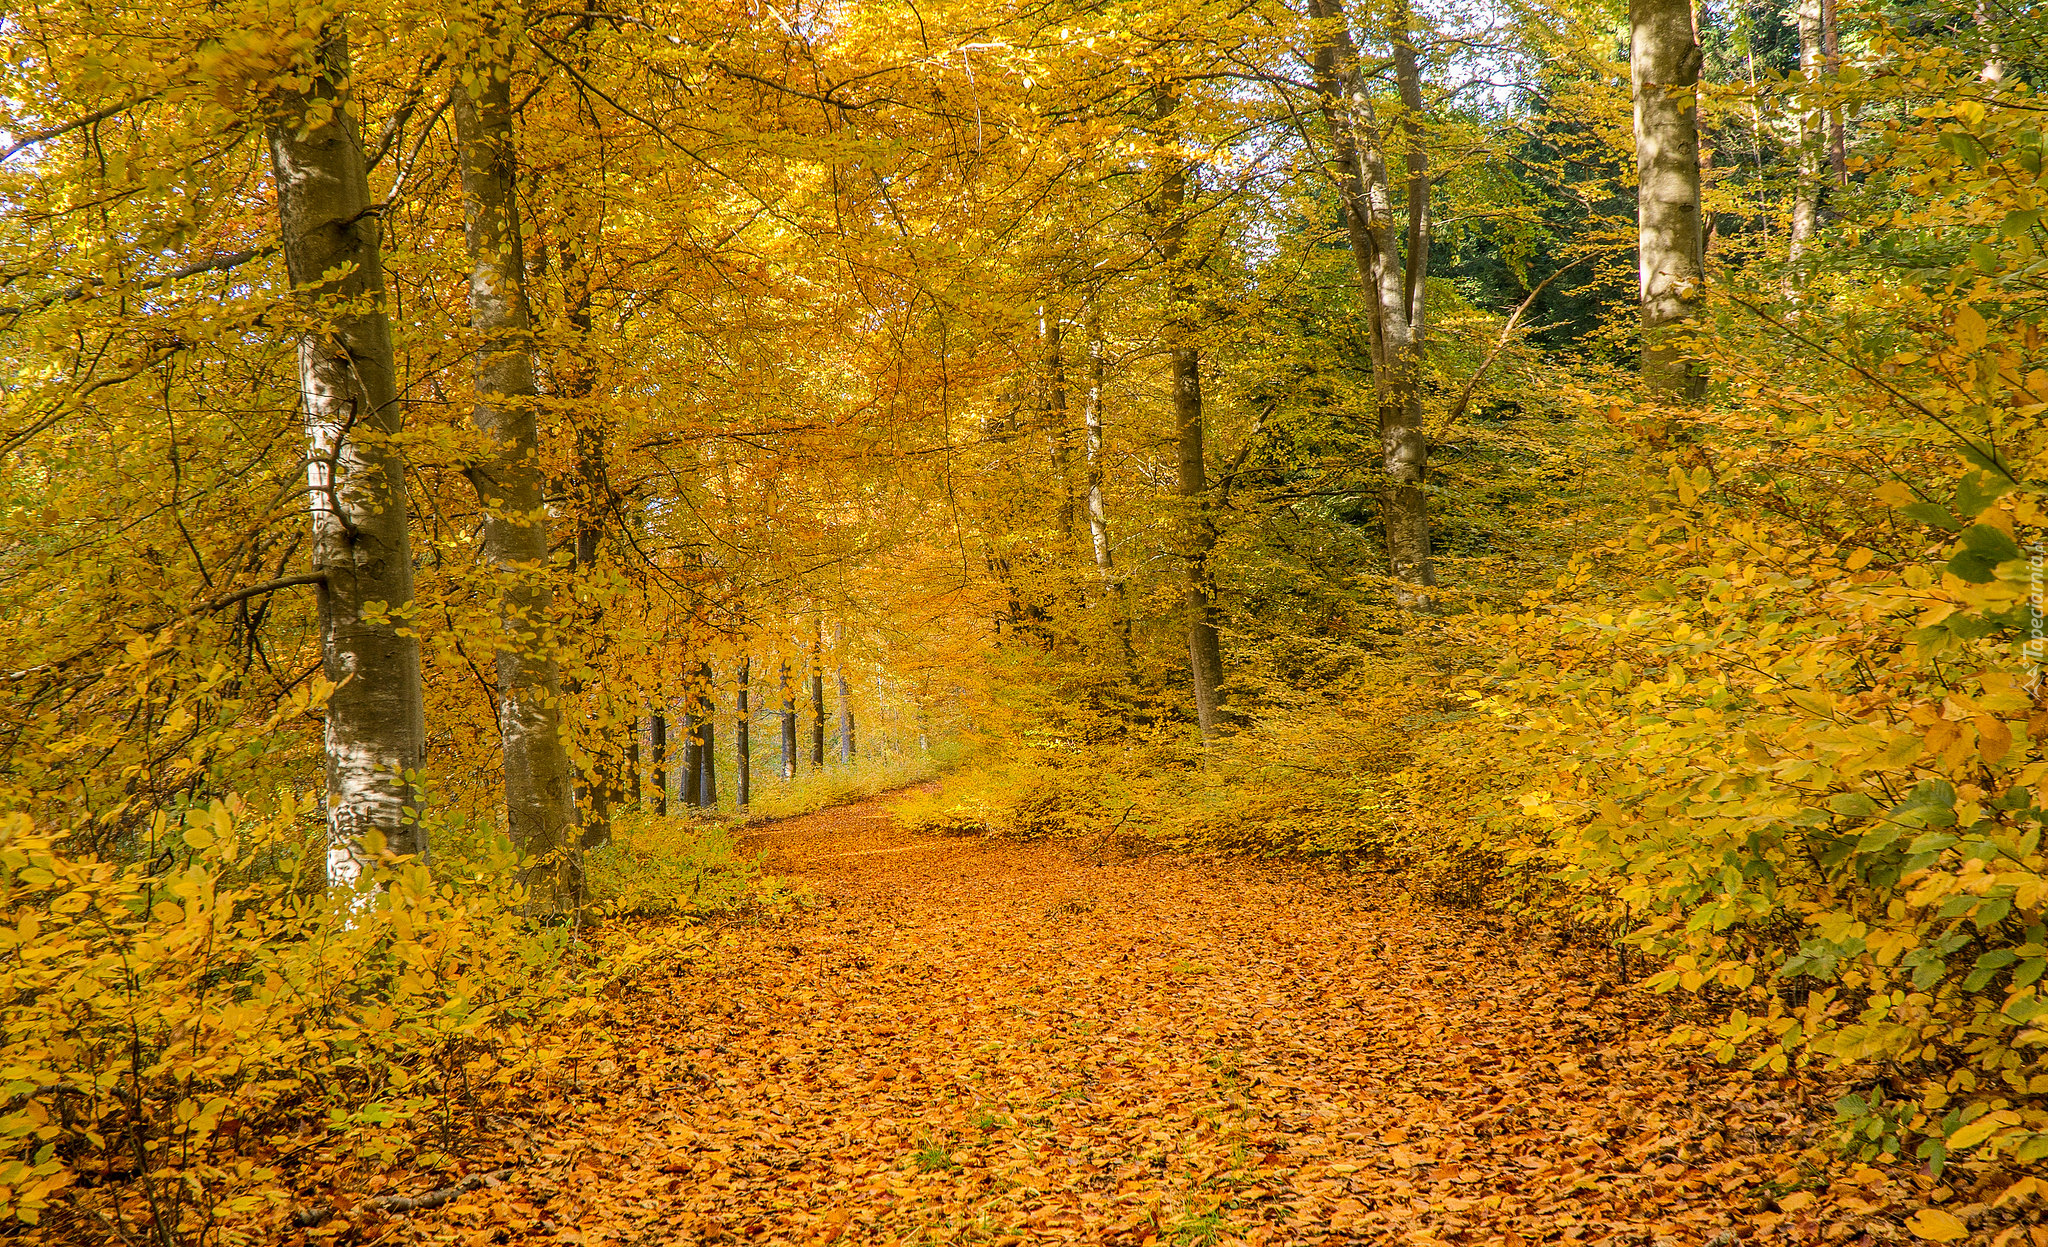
2 0 2045 1241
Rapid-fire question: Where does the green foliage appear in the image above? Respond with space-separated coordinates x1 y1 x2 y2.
0 797 582 1243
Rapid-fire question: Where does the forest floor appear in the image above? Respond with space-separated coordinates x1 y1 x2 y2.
390 792 2031 1247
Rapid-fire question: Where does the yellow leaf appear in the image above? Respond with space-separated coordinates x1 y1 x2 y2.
1955 305 1988 353
1947 1114 2003 1150
1907 1208 1969 1241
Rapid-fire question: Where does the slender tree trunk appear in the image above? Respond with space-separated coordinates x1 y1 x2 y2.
736 657 751 807
1821 0 1847 185
1306 0 1436 598
810 624 826 767
266 21 429 887
834 623 855 763
1787 0 1822 284
651 712 668 815
1631 0 1707 400
697 661 717 808
627 722 640 807
779 657 797 780
1154 82 1226 740
454 33 577 905
1081 289 1135 668
682 707 701 807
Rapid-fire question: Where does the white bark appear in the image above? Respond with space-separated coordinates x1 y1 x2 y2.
265 20 428 885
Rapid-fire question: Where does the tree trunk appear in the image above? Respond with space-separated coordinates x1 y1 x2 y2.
810 626 826 767
834 624 855 764
1306 0 1436 598
779 658 798 780
1631 0 1707 400
1787 0 1822 283
454 33 577 906
1821 0 1847 185
266 20 428 887
1154 82 1226 740
627 723 640 807
651 713 668 815
1081 289 1135 668
682 707 701 807
736 657 751 807
697 661 717 808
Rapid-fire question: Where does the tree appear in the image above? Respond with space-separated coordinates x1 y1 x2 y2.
1154 81 1227 740
266 18 429 884
1630 0 1706 399
1303 0 1437 598
454 13 578 903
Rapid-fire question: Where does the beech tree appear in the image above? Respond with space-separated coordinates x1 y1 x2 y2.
267 19 429 882
1630 0 1706 398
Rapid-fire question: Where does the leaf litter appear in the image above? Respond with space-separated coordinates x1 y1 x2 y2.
369 795 2044 1247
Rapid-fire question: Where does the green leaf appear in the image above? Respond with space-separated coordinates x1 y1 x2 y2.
1902 501 1965 532
1947 524 2021 584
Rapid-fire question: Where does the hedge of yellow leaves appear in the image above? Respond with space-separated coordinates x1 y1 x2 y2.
0 798 580 1242
1430 60 2048 1173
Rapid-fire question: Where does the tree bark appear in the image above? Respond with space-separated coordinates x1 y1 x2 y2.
1631 0 1707 400
810 625 826 767
697 661 717 808
265 20 428 886
736 657 750 807
681 707 701 807
1787 0 1822 283
454 32 577 905
834 623 855 764
1821 0 1847 185
1305 0 1436 598
779 657 798 780
1081 289 1135 668
627 723 640 807
1154 82 1226 740
650 713 668 815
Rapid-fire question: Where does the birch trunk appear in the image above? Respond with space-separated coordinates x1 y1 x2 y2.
266 21 428 886
1631 0 1707 400
454 41 577 905
1154 82 1226 740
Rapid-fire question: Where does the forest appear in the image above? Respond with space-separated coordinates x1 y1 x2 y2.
1 0 2045 1241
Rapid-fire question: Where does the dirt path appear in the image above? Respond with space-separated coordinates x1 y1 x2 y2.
408 794 1977 1246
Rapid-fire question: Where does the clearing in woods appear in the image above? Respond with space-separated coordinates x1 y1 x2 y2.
399 793 1955 1246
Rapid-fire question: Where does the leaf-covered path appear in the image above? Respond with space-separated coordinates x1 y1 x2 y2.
409 794 1999 1246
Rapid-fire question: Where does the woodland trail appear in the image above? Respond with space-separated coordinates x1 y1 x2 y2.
404 794 1991 1247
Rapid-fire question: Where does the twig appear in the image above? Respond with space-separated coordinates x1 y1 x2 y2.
291 1167 514 1228
1439 255 1592 434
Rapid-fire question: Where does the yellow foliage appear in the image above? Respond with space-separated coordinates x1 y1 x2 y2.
0 799 581 1242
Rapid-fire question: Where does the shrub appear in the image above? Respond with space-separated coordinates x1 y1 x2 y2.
0 795 580 1243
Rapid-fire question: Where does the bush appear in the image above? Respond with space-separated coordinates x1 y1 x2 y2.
0 795 580 1243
